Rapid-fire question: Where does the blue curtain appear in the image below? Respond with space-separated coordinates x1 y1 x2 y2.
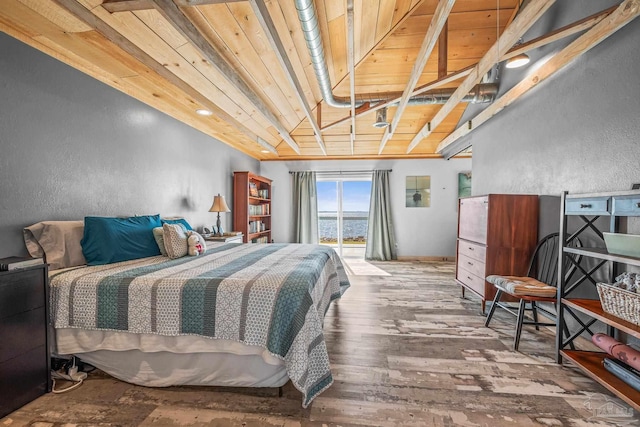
291 171 318 244
365 170 397 260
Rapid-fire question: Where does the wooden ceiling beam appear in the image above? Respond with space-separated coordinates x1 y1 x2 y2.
249 0 325 155
406 0 556 154
378 0 456 155
502 4 617 61
438 20 448 78
102 0 153 13
173 0 245 5
52 0 277 154
256 136 278 154
436 0 640 156
102 0 243 13
149 0 300 154
347 0 355 155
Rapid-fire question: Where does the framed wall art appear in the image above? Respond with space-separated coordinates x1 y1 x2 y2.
406 176 430 207
458 172 472 199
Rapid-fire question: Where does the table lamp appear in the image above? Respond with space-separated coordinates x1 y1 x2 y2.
209 193 230 236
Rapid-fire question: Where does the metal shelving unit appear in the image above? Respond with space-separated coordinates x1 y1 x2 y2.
557 190 640 411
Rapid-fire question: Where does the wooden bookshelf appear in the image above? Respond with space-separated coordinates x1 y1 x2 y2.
233 172 272 243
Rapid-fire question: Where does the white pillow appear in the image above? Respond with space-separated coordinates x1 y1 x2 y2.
23 221 86 270
162 223 189 259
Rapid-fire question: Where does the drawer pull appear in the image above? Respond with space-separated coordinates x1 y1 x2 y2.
467 261 474 266
636 202 640 208
468 247 474 251
467 276 473 281
580 203 592 208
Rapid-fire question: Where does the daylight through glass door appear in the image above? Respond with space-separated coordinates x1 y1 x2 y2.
317 179 371 258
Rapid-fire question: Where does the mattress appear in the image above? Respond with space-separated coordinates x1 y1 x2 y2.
55 328 288 388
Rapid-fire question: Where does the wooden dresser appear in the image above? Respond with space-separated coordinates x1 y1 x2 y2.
456 194 539 312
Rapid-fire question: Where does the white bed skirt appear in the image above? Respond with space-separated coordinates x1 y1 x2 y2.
54 328 289 388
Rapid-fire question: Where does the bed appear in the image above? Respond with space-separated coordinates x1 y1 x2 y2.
24 218 349 408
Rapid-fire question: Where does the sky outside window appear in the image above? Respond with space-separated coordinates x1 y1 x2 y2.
317 181 371 212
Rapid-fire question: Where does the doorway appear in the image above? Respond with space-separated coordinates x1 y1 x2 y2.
317 178 371 258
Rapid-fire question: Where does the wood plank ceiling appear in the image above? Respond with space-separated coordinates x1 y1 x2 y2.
0 0 637 160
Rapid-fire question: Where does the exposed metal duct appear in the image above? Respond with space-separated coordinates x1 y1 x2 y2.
396 84 498 106
296 0 347 108
294 0 498 108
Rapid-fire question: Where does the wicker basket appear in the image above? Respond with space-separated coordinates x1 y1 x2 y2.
596 282 640 326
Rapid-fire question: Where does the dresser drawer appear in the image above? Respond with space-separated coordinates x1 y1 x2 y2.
0 345 48 418
0 308 47 362
0 268 46 319
458 196 489 244
456 266 486 297
457 240 486 263
612 195 640 216
457 253 486 279
565 197 610 215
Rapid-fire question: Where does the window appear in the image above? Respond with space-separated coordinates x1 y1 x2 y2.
317 178 371 258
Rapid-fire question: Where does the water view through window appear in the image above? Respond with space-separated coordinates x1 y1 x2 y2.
317 180 371 256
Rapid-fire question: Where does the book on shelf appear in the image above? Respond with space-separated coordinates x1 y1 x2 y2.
249 204 270 216
249 182 259 197
251 236 270 244
603 358 640 392
223 231 242 236
0 256 44 271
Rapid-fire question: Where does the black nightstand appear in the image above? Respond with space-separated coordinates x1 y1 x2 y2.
0 264 50 418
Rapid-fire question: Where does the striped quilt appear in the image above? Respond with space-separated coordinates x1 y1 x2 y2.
49 243 350 407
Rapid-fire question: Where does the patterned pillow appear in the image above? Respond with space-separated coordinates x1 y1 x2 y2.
152 227 167 256
162 223 189 259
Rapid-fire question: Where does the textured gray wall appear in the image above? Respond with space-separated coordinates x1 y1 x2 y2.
468 0 640 196
0 33 259 258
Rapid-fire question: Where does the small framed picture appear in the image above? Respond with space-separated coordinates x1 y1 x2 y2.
249 182 259 197
406 176 430 208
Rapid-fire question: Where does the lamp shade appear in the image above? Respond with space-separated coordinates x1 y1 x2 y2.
209 194 230 213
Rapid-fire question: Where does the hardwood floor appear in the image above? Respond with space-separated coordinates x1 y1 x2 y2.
2 260 638 426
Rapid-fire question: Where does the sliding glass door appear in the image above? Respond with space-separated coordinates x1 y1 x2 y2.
317 178 371 257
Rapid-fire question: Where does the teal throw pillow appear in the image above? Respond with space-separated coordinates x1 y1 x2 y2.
81 214 162 265
161 218 193 231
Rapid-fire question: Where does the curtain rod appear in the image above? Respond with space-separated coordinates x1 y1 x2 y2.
289 169 391 174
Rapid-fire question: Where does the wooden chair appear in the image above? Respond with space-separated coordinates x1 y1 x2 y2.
484 232 580 351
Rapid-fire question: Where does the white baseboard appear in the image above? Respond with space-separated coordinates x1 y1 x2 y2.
396 256 455 262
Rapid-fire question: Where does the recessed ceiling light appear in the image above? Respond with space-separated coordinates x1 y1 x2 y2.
505 53 530 69
372 107 390 128
196 109 213 116
261 150 270 153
